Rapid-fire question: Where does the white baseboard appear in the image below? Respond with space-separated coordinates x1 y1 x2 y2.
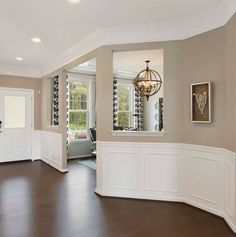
95 188 184 202
224 214 236 233
31 158 41 161
41 158 68 173
96 187 236 232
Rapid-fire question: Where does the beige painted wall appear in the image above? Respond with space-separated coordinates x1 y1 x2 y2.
224 14 236 152
0 75 41 130
181 27 226 148
181 14 236 151
97 16 235 150
40 14 236 157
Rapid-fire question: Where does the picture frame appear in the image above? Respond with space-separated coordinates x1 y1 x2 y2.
191 82 211 123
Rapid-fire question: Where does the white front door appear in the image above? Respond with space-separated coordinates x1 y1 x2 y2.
0 88 33 162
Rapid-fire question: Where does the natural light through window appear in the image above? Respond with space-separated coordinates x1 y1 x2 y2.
69 81 88 140
117 84 134 128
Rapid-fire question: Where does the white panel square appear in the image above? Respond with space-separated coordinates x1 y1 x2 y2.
144 154 179 193
107 152 139 190
187 156 218 204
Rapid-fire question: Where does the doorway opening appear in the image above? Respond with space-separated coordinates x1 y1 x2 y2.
66 58 96 171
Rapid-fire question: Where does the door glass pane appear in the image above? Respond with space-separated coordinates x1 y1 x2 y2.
5 96 26 128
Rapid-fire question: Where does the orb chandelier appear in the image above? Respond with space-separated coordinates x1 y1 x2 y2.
133 60 162 101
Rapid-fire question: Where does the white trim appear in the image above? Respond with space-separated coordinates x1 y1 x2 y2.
41 159 68 173
32 130 68 173
40 130 65 172
96 141 236 232
32 130 41 160
44 125 60 130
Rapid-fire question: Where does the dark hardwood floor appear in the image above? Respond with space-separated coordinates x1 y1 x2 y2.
0 160 235 237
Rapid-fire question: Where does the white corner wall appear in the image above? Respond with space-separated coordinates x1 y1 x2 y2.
96 141 236 232
32 130 68 172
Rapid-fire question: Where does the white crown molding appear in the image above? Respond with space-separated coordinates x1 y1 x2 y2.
41 0 236 77
0 0 235 78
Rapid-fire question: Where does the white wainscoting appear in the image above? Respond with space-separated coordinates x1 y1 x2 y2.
32 130 41 160
96 141 236 232
32 130 67 173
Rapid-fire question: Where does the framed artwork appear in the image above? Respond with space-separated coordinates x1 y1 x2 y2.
191 82 211 123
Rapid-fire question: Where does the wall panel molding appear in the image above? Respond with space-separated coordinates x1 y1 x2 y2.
96 141 236 232
32 130 68 173
32 130 41 160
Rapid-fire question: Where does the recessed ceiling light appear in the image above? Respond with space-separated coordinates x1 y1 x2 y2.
16 57 23 61
31 37 42 43
67 0 80 4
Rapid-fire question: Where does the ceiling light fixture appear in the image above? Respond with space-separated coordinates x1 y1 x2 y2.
16 57 23 61
133 60 162 101
31 37 42 43
67 0 80 4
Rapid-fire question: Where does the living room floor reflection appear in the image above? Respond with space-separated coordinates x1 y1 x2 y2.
77 157 96 170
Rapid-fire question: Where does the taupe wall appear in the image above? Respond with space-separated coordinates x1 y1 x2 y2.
40 14 236 156
96 16 235 150
0 75 41 130
224 14 236 152
181 27 225 148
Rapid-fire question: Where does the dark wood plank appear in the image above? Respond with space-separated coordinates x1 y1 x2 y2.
0 160 235 237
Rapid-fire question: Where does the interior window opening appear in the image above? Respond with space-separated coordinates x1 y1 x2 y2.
66 58 96 161
113 49 164 132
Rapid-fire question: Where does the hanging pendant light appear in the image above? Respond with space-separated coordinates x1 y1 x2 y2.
133 60 162 101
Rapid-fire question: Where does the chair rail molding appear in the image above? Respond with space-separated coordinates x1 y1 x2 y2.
96 141 236 233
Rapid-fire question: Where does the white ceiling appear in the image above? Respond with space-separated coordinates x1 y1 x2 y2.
0 0 235 78
69 58 96 75
113 50 163 77
69 50 163 77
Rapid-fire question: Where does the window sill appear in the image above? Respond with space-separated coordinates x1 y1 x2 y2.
45 125 59 130
111 130 166 137
69 139 90 143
